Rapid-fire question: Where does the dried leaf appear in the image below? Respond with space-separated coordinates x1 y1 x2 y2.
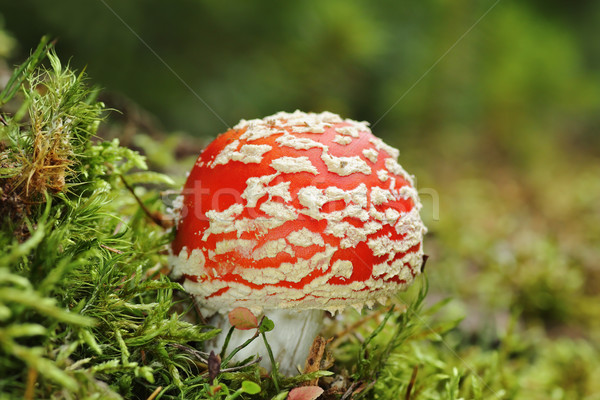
288 386 324 400
228 307 258 330
302 336 332 386
207 351 221 381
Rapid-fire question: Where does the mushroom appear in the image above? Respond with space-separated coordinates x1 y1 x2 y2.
170 110 426 375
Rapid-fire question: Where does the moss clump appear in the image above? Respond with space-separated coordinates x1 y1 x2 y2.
0 40 221 399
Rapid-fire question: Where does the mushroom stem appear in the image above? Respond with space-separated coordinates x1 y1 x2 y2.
211 309 324 376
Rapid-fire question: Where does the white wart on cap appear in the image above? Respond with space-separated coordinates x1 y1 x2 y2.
171 110 427 316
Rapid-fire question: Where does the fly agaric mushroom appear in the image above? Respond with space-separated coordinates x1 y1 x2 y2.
170 110 426 375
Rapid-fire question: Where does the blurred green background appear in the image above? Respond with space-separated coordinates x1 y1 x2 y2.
1 1 599 397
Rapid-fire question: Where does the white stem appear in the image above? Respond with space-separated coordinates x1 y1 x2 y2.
209 309 324 376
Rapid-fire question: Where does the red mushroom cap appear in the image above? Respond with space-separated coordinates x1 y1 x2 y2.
170 111 426 315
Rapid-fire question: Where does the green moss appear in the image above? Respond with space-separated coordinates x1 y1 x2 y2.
0 41 220 399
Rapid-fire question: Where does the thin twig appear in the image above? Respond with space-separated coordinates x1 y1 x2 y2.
169 343 210 364
358 380 377 398
120 175 170 228
200 357 263 378
24 367 38 400
146 386 162 400
340 382 359 400
219 357 262 373
191 298 209 325
331 308 388 349
100 243 123 254
405 365 419 400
